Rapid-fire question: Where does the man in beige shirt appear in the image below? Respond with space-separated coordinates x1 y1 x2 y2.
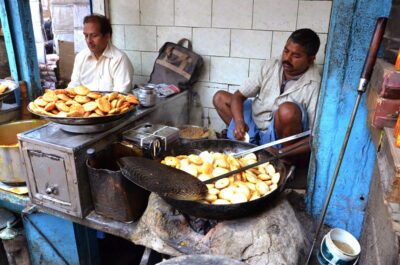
68 14 134 93
213 29 321 157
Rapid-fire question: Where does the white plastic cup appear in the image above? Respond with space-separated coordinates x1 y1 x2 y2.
318 228 361 265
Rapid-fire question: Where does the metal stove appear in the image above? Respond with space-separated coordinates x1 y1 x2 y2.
17 91 188 218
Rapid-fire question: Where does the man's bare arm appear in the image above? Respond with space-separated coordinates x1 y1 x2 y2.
230 90 248 140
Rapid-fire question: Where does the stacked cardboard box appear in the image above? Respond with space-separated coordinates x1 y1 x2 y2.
39 54 59 90
367 58 400 146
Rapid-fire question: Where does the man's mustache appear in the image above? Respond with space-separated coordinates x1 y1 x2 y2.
282 61 293 67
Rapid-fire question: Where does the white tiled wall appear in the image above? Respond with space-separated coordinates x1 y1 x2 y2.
108 0 332 132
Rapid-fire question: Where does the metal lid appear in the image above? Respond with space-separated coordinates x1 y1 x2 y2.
0 208 16 230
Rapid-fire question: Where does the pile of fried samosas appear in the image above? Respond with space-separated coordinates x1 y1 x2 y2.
29 86 139 118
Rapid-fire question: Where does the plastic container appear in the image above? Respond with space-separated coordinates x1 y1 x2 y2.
317 228 361 265
395 48 400 71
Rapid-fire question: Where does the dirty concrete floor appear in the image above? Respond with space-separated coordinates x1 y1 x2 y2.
286 189 332 265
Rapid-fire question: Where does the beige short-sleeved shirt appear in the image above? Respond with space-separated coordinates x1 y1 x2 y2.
68 42 134 93
239 58 321 130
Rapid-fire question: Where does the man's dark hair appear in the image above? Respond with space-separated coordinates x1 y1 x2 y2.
288 28 320 56
83 14 112 36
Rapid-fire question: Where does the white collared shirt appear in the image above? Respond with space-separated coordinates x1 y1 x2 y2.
68 42 134 93
239 58 321 130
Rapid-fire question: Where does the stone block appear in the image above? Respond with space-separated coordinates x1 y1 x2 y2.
271 31 291 58
388 201 400 213
193 28 230 56
198 56 210 82
253 0 297 31
125 50 141 75
125 26 157 51
156 27 192 50
359 164 399 265
210 57 249 85
131 193 309 265
316 34 328 65
109 0 140 25
175 0 211 27
193 81 228 108
228 85 240 93
141 52 159 76
111 25 125 49
133 75 150 86
140 0 174 26
249 59 265 79
231 30 272 59
208 108 228 132
297 1 332 33
212 0 252 29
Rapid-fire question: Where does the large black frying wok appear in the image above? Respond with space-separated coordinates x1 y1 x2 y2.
162 139 295 220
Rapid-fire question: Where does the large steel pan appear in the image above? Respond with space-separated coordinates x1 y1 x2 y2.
162 139 295 220
0 80 17 102
27 91 136 125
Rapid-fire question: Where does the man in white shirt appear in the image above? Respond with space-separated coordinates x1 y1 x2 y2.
213 29 321 157
68 14 134 93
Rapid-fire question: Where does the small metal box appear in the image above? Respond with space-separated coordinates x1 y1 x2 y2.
18 119 137 218
122 123 179 158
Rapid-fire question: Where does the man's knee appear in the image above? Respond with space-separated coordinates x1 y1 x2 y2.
276 102 302 125
213 90 230 108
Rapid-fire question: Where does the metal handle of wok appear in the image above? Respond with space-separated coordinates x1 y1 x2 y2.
305 17 387 265
232 130 311 158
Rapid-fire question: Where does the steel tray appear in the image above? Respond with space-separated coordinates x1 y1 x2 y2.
0 80 17 102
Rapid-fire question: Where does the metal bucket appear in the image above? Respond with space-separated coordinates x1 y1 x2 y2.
0 119 48 185
86 143 150 222
317 228 361 265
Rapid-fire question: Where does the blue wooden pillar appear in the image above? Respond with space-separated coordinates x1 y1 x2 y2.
0 0 42 100
306 0 391 238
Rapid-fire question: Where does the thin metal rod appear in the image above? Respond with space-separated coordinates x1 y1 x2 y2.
305 92 363 264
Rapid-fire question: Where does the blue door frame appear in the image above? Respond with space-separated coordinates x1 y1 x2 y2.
0 0 42 101
307 0 391 238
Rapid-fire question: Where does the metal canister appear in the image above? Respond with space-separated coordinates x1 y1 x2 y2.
137 85 156 107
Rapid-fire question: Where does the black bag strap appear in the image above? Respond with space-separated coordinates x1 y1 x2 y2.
177 38 192 51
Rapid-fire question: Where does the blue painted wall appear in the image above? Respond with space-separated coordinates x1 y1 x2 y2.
307 0 391 238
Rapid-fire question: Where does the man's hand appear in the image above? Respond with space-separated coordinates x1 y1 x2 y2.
234 120 249 140
230 90 248 140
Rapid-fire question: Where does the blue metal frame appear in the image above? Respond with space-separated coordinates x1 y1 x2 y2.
0 0 42 101
307 0 391 238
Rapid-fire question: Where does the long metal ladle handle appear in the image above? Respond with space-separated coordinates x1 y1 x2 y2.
305 17 387 265
232 130 311 158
